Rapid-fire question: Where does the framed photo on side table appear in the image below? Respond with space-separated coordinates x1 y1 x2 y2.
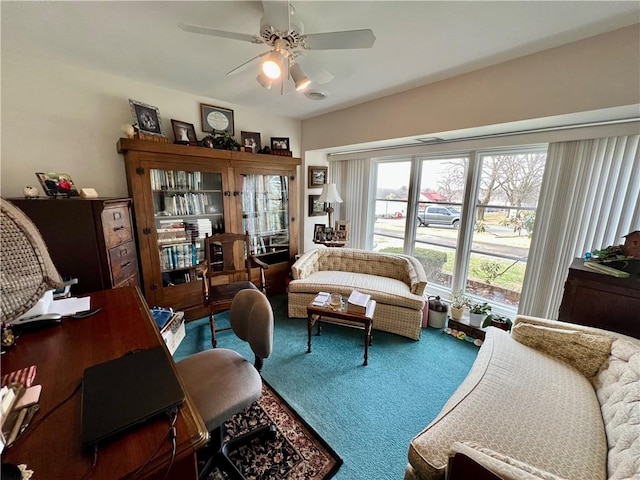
308 166 328 188
200 103 234 135
309 195 326 217
129 99 164 136
335 220 350 241
171 119 198 146
313 224 326 241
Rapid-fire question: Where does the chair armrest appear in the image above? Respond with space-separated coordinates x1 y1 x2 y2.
249 255 270 271
197 260 210 304
447 442 569 480
291 249 320 280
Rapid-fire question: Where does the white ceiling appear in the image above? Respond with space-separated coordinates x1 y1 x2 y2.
2 1 639 121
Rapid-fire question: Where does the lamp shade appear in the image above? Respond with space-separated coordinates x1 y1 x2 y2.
261 51 283 79
290 62 311 91
318 184 343 204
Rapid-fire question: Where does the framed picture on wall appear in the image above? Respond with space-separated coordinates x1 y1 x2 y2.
335 220 350 241
309 195 326 217
308 166 327 188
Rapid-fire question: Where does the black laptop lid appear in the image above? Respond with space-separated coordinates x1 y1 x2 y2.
81 346 184 446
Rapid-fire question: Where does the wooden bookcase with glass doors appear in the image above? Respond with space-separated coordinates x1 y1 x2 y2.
117 138 300 320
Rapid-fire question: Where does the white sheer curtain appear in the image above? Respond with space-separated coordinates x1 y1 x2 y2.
328 158 372 249
519 135 640 318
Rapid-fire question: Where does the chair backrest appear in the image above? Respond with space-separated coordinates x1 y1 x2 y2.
203 232 252 281
1 198 64 322
229 289 274 371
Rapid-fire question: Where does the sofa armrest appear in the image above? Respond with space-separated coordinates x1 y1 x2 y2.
401 254 428 296
447 442 569 480
511 316 613 378
291 249 320 280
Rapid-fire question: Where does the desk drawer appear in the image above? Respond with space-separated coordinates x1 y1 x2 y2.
102 205 133 249
109 241 138 286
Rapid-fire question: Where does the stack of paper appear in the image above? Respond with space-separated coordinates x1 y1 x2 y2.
312 292 330 306
347 290 372 314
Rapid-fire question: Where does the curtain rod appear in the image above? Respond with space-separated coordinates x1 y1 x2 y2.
327 117 640 157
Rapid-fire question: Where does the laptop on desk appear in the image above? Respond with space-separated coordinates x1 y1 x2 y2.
81 346 185 446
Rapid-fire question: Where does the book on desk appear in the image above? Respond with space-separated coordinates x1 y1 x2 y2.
347 290 373 315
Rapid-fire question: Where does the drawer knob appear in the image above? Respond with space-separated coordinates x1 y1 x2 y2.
120 261 132 268
113 225 125 232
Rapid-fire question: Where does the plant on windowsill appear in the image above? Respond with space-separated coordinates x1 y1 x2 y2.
482 313 513 332
449 291 471 321
468 302 491 327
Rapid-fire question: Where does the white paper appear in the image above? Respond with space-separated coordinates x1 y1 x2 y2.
49 296 91 316
347 290 370 307
312 292 330 306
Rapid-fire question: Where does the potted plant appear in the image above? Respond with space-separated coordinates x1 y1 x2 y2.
212 130 240 151
449 291 471 320
482 313 513 332
468 302 491 327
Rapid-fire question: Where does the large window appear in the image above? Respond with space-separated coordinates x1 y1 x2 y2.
371 147 547 314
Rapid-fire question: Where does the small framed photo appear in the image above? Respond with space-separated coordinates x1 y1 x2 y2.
129 99 164 136
308 166 328 188
200 103 234 135
171 119 198 146
241 131 262 153
271 137 290 151
314 224 326 241
309 195 326 217
335 220 350 241
36 172 80 197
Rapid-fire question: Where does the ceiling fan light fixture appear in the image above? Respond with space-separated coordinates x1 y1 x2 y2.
261 51 283 79
256 72 274 90
290 62 311 91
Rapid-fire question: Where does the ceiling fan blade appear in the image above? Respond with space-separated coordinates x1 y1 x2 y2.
261 0 291 32
179 23 262 44
302 29 376 50
226 51 270 76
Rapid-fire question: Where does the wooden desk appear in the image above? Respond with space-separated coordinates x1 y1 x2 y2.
1 287 207 479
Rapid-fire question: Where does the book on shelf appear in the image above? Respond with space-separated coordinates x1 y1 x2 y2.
347 290 372 314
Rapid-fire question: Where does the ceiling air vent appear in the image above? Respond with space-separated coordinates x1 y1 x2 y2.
305 91 328 101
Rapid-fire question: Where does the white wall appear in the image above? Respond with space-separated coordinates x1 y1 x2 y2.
1 52 301 199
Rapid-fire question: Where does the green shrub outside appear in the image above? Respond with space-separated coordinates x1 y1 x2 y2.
380 247 447 283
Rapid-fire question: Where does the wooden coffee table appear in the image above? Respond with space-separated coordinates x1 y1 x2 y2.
307 299 377 366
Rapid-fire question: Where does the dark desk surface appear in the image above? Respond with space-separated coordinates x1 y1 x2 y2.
1 287 207 479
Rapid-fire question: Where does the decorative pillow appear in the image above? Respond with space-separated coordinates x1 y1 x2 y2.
512 322 612 378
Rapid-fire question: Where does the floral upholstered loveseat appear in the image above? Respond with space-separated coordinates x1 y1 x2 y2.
405 315 640 480
288 248 428 340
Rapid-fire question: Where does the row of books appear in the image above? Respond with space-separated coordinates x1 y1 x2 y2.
159 243 202 271
150 169 216 191
159 192 220 217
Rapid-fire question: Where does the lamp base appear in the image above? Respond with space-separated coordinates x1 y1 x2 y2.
326 206 335 230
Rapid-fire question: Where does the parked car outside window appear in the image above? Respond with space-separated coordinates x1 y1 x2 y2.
417 205 461 228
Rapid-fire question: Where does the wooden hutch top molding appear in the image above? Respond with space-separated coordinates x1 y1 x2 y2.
117 138 301 167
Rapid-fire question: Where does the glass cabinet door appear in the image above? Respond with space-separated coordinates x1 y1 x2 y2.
241 174 290 264
150 168 224 287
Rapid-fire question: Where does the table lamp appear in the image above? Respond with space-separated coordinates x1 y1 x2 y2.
318 183 343 229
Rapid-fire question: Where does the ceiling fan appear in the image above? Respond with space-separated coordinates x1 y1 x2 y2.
179 1 375 93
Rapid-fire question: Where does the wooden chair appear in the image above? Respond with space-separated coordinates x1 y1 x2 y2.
200 232 268 348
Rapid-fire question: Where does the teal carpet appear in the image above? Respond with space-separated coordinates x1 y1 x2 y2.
174 295 479 480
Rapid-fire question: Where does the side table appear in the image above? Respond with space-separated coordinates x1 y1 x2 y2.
313 240 348 248
307 299 376 365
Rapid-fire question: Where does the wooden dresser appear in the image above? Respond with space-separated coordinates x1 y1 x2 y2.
8 197 140 294
558 257 640 339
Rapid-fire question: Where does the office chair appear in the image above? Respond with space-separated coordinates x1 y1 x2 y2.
176 288 276 480
200 232 268 348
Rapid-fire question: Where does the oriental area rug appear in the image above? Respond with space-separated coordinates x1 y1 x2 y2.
208 381 342 480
